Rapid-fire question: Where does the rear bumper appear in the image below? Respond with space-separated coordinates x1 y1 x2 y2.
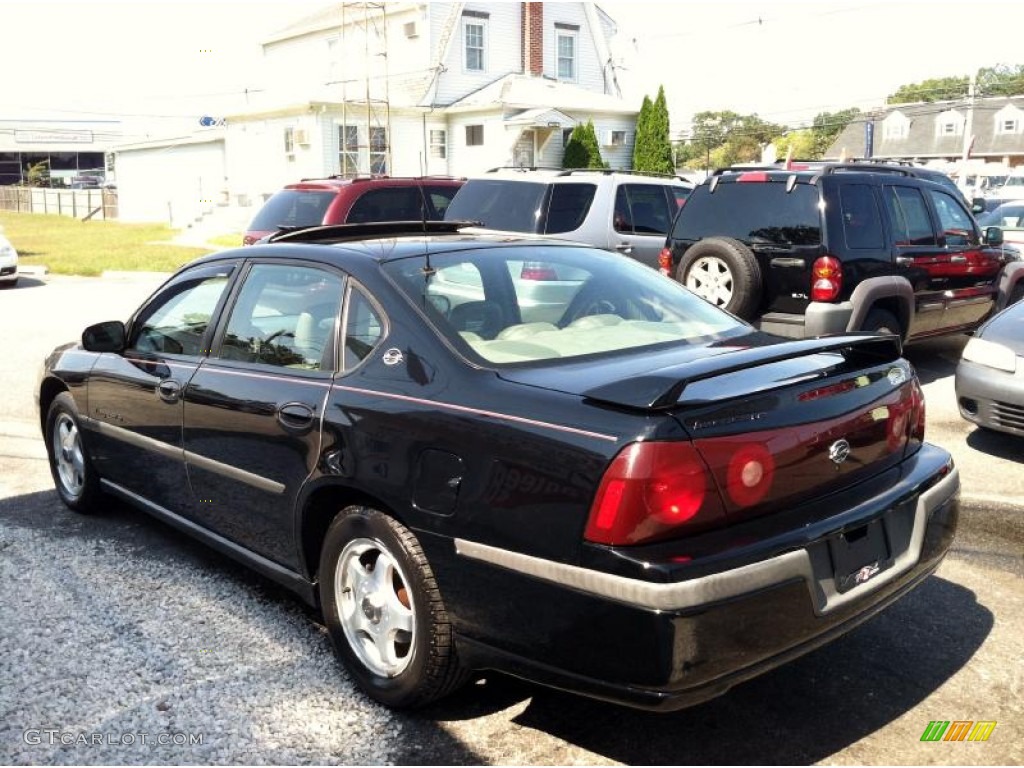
758 302 852 338
445 444 959 711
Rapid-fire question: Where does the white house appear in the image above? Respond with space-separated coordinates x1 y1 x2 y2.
223 1 638 205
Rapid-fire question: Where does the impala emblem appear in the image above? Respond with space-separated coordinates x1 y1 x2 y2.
829 439 851 467
382 348 404 366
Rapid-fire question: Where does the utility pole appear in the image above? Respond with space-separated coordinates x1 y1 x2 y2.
962 70 977 162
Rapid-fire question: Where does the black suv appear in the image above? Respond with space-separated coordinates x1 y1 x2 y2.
661 164 1024 341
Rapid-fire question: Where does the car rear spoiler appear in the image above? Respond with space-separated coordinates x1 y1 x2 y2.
582 334 903 410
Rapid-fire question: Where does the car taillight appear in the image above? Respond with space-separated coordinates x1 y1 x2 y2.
584 442 726 546
810 255 843 302
909 378 926 445
658 247 673 275
520 262 558 281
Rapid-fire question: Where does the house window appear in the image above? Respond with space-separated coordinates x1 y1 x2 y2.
463 16 487 72
466 125 484 146
338 125 358 177
1000 118 1019 134
884 121 908 140
284 127 295 162
370 127 387 175
606 130 627 147
429 129 447 159
941 122 957 135
556 28 577 81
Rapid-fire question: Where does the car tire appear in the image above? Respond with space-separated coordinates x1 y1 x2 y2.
319 505 467 708
675 237 761 320
45 392 102 513
0 279 16 289
862 308 901 337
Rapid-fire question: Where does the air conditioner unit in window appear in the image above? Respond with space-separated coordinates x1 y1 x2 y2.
404 21 418 38
294 128 310 146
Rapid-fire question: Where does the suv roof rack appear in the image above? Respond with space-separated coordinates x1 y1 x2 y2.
297 174 464 183
485 166 691 182
486 165 566 173
266 220 476 244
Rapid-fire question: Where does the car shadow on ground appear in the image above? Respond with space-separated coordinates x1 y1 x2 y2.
4 276 46 290
902 336 966 385
0 488 489 765
965 426 1024 459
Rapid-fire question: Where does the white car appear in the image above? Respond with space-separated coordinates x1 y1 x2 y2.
0 228 18 287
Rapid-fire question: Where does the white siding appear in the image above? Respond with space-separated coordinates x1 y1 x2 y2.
434 3 522 105
584 114 636 169
116 141 225 225
224 116 323 205
446 112 513 176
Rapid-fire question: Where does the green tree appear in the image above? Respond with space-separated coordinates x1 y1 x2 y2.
633 86 674 173
887 75 968 104
978 64 1024 96
563 120 605 169
632 95 652 170
810 108 860 157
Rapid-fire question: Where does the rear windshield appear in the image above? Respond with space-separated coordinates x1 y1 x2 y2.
445 179 546 232
248 190 335 231
672 180 822 245
382 244 745 365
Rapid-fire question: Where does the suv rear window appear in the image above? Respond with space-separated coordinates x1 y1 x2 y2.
672 181 822 245
249 190 336 231
544 183 596 234
446 179 546 232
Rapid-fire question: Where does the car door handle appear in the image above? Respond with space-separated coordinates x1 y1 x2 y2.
895 257 913 267
157 379 181 403
277 402 315 430
615 243 633 254
950 255 968 263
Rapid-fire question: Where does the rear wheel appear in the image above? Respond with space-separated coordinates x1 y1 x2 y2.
862 308 901 337
45 392 102 513
675 237 761 319
319 506 467 708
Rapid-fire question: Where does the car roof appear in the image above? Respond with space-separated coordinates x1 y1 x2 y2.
476 167 692 185
283 175 464 192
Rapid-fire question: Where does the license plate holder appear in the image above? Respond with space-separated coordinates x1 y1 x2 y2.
829 518 892 593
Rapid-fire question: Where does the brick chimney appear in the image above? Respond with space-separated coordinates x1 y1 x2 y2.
522 2 544 76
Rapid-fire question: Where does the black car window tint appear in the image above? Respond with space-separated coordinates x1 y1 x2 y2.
219 264 344 370
890 187 936 246
612 186 632 233
248 190 335 230
425 186 458 218
671 182 821 245
444 179 546 232
343 287 385 369
348 187 423 223
623 184 672 235
927 189 980 247
839 184 884 250
130 276 231 357
544 183 596 234
883 186 911 244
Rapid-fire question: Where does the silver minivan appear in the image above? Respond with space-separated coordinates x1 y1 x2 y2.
445 168 692 269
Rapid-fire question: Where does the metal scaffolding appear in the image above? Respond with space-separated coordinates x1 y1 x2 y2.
337 2 392 177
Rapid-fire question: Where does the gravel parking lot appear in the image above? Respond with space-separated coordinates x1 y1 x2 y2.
1 274 1021 765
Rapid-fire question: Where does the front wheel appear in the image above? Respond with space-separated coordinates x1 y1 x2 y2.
45 392 102 513
319 506 467 708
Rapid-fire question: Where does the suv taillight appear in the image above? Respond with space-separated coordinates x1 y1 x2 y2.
520 262 558 281
658 247 673 275
810 256 843 302
584 442 727 546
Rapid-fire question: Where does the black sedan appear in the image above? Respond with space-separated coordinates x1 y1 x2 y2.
38 222 960 711
956 298 1024 437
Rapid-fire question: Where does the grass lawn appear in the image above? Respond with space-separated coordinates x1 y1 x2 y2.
208 233 244 249
0 211 212 276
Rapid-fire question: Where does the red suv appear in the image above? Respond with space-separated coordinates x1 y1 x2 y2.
243 176 464 245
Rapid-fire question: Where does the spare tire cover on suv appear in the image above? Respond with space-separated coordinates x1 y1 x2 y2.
675 236 761 320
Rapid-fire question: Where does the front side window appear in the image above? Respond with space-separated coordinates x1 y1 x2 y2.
463 19 486 72
384 244 745 364
219 264 344 371
614 184 673 235
131 270 233 357
556 30 577 81
927 189 979 247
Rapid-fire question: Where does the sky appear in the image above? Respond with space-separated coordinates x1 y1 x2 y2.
4 0 1024 137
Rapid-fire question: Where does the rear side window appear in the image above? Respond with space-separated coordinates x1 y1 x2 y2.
671 181 821 245
544 183 596 234
248 190 336 231
347 187 424 222
840 184 884 249
425 185 459 218
445 179 546 232
884 186 936 246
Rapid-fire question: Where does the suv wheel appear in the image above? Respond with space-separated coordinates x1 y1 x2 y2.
676 237 761 320
862 308 901 337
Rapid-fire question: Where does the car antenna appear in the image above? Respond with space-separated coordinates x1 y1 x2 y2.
421 195 436 277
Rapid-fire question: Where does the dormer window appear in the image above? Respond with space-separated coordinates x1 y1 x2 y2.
994 105 1022 135
884 119 909 140
936 110 964 137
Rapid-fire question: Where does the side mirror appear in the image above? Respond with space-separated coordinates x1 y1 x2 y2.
82 320 126 352
984 226 1004 246
972 197 986 215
